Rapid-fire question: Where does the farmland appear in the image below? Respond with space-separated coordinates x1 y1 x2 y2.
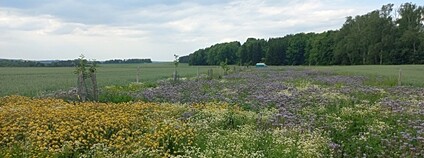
0 63 221 97
309 65 424 87
1 64 424 157
1 64 423 97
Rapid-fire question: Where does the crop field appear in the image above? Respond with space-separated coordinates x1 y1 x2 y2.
0 63 221 97
309 65 424 87
1 65 424 157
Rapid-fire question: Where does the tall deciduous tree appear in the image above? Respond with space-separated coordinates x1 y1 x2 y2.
238 38 266 66
187 3 424 66
396 3 424 64
266 37 286 65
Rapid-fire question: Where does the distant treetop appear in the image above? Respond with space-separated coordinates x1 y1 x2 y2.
102 59 152 64
187 3 424 66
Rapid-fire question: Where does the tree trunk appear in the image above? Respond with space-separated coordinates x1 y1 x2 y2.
380 53 383 65
77 72 86 102
90 72 98 101
173 70 178 82
413 42 417 64
362 51 366 65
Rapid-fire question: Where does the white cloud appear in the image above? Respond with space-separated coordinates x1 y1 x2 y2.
0 0 408 60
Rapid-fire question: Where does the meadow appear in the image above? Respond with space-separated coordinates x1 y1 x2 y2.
1 64 423 97
1 64 424 157
0 63 221 97
308 65 424 87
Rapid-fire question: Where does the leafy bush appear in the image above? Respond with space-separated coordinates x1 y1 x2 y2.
98 92 133 103
98 82 157 103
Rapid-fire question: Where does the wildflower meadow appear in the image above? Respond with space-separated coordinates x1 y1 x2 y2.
1 67 424 157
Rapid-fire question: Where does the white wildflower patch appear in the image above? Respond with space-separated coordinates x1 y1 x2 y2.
322 92 349 100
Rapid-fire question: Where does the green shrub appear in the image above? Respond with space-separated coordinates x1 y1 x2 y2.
98 92 133 103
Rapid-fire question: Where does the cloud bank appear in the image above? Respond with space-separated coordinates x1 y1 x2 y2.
0 0 421 60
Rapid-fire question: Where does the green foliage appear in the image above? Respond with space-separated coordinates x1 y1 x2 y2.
185 104 330 158
3 67 424 157
0 59 45 67
285 33 310 65
239 38 267 66
362 76 398 87
178 55 190 63
75 55 88 77
103 59 152 64
310 65 424 87
0 59 79 67
75 54 98 101
301 102 397 157
186 2 424 66
173 54 179 68
98 83 157 103
220 59 230 75
189 41 241 65
266 37 286 65
98 92 133 103
307 31 336 65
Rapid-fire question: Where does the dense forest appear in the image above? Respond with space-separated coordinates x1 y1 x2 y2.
0 59 78 67
103 59 152 64
0 59 45 67
0 58 152 67
185 3 424 66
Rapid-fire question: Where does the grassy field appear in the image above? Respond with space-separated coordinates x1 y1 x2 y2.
0 63 221 96
2 67 424 157
1 64 423 96
306 65 424 87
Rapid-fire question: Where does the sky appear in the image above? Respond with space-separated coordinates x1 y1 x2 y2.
0 0 423 61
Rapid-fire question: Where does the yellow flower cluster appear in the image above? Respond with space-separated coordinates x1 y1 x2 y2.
0 96 195 156
0 96 332 157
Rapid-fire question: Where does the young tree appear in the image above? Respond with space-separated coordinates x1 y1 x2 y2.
89 60 98 101
220 59 230 75
173 54 179 82
75 54 98 101
75 55 88 101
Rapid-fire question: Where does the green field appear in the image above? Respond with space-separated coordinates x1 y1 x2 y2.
307 65 424 87
2 64 424 157
1 64 423 97
0 63 221 96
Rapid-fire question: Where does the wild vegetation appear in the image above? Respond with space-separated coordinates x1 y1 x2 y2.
0 58 152 67
185 3 424 66
1 66 424 157
103 59 152 64
310 65 424 87
0 63 221 97
1 2 423 157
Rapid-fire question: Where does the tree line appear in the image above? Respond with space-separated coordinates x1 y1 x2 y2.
103 59 152 64
0 59 79 67
0 58 152 67
185 3 424 66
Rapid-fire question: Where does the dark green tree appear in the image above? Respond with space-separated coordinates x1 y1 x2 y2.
396 3 424 64
238 38 267 66
266 37 286 65
185 3 424 66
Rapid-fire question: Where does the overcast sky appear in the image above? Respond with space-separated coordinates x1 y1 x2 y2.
0 0 423 61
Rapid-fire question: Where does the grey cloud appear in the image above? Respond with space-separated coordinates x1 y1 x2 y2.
1 0 412 60
0 0 232 25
